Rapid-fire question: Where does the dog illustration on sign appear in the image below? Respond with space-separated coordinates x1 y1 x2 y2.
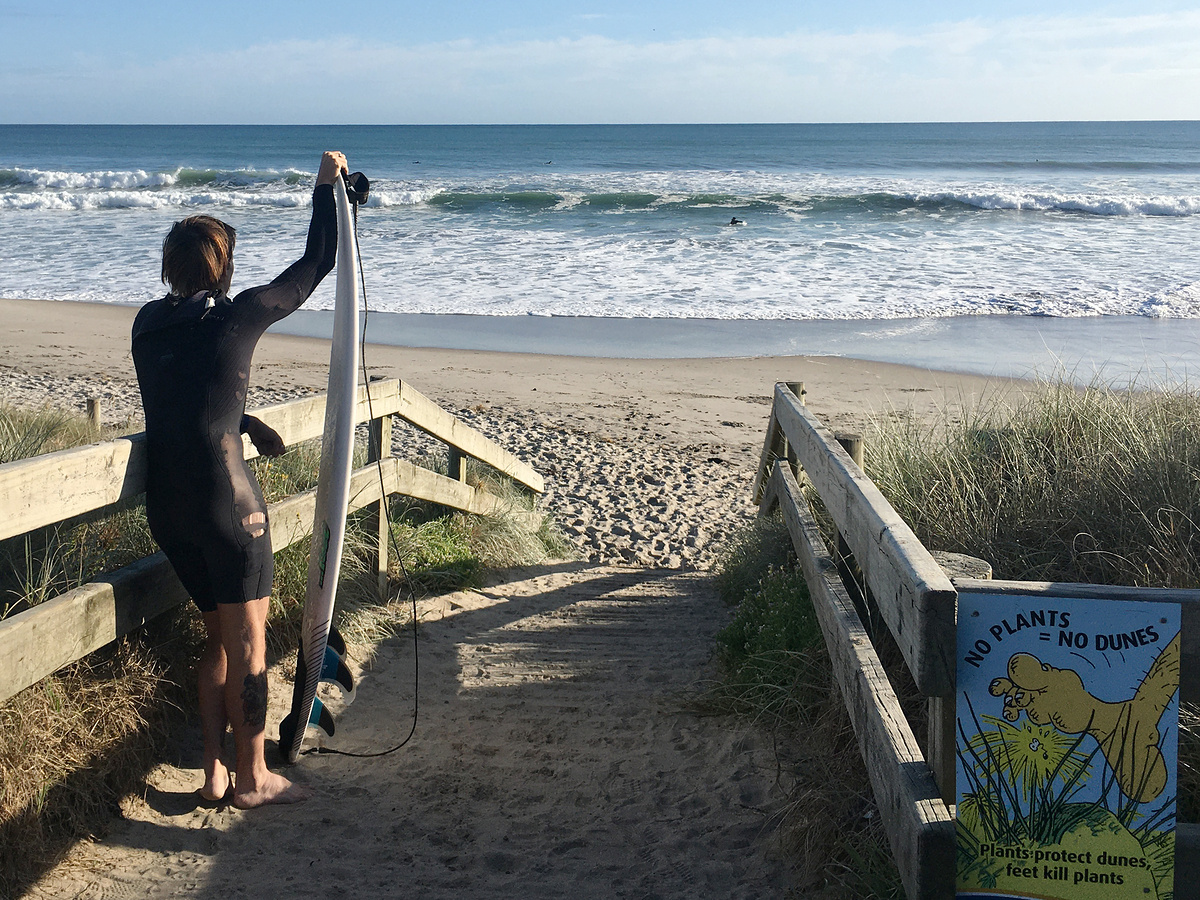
988 632 1180 803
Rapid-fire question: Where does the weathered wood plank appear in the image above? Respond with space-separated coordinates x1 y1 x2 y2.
932 551 992 582
769 461 954 900
927 553 994 804
753 382 804 505
396 383 544 494
388 457 542 527
0 435 148 543
240 378 405 456
957 578 1200 703
0 377 542 542
0 452 537 705
772 383 957 696
926 694 956 805
752 407 784 505
348 378 541 493
0 551 188 708
248 378 541 494
0 380 401 543
757 457 783 516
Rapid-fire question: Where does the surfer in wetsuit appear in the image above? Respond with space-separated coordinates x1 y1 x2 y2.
132 150 349 808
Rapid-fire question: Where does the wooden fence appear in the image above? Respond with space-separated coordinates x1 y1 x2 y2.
0 377 544 707
754 381 1198 900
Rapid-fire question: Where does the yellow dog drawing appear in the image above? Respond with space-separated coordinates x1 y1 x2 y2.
988 632 1180 803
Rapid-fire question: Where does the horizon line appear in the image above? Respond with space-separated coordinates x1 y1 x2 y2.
3 119 1199 128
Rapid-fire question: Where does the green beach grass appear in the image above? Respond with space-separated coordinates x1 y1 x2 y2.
0 402 566 897
867 378 1200 588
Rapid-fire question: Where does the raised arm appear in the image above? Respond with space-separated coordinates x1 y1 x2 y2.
237 151 349 324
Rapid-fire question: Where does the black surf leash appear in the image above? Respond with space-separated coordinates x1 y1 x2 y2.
305 170 421 759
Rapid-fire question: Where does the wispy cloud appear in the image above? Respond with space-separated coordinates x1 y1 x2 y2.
4 11 1199 122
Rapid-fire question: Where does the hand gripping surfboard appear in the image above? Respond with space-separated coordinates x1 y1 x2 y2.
279 174 361 763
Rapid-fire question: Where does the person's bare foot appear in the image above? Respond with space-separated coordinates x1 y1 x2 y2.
232 770 311 809
199 759 231 802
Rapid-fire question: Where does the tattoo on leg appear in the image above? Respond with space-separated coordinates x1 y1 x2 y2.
241 671 268 729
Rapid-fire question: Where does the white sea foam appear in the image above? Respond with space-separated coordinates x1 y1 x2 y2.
366 187 444 207
5 153 1200 321
4 167 181 190
918 188 1200 217
5 164 1200 220
206 216 1199 321
0 188 313 211
1140 283 1200 317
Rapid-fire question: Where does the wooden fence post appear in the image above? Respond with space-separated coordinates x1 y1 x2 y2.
927 551 993 803
926 695 956 805
835 433 863 471
86 397 102 432
367 376 393 600
448 447 467 484
755 382 807 504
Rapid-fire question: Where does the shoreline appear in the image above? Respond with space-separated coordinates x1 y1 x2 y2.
274 309 1200 385
0 296 1040 444
8 298 1200 385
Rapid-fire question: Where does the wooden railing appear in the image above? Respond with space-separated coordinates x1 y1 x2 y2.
755 382 954 900
0 377 543 706
754 381 1199 900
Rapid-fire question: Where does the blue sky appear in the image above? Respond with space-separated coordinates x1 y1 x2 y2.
3 1 1199 123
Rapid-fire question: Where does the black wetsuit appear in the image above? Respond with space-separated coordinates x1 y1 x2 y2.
132 185 337 613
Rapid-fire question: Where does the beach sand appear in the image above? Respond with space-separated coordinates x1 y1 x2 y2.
2 297 1027 898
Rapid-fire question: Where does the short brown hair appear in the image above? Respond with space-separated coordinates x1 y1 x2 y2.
161 215 236 297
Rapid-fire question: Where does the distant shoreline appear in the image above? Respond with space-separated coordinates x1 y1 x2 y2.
7 297 1200 385
270 308 1200 385
0 294 1039 442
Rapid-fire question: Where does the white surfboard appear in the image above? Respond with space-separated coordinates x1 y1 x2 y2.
279 174 361 763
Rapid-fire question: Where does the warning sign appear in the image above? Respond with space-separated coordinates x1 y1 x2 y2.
955 592 1179 899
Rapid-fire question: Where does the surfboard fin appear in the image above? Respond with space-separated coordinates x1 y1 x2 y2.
278 709 299 763
327 626 347 658
278 690 339 761
320 644 356 698
308 696 336 738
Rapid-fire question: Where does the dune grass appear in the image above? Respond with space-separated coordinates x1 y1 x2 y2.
0 403 565 897
0 402 104 465
866 378 1200 587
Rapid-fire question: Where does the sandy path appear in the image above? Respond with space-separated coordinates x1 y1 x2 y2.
31 564 793 899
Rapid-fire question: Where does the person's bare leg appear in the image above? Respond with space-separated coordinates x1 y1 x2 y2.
198 610 232 801
218 596 309 808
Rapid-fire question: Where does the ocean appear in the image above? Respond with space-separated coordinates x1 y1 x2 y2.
3 122 1200 324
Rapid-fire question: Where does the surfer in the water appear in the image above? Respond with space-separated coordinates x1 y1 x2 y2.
132 150 349 808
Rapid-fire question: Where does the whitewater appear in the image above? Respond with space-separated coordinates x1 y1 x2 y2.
2 122 1199 320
